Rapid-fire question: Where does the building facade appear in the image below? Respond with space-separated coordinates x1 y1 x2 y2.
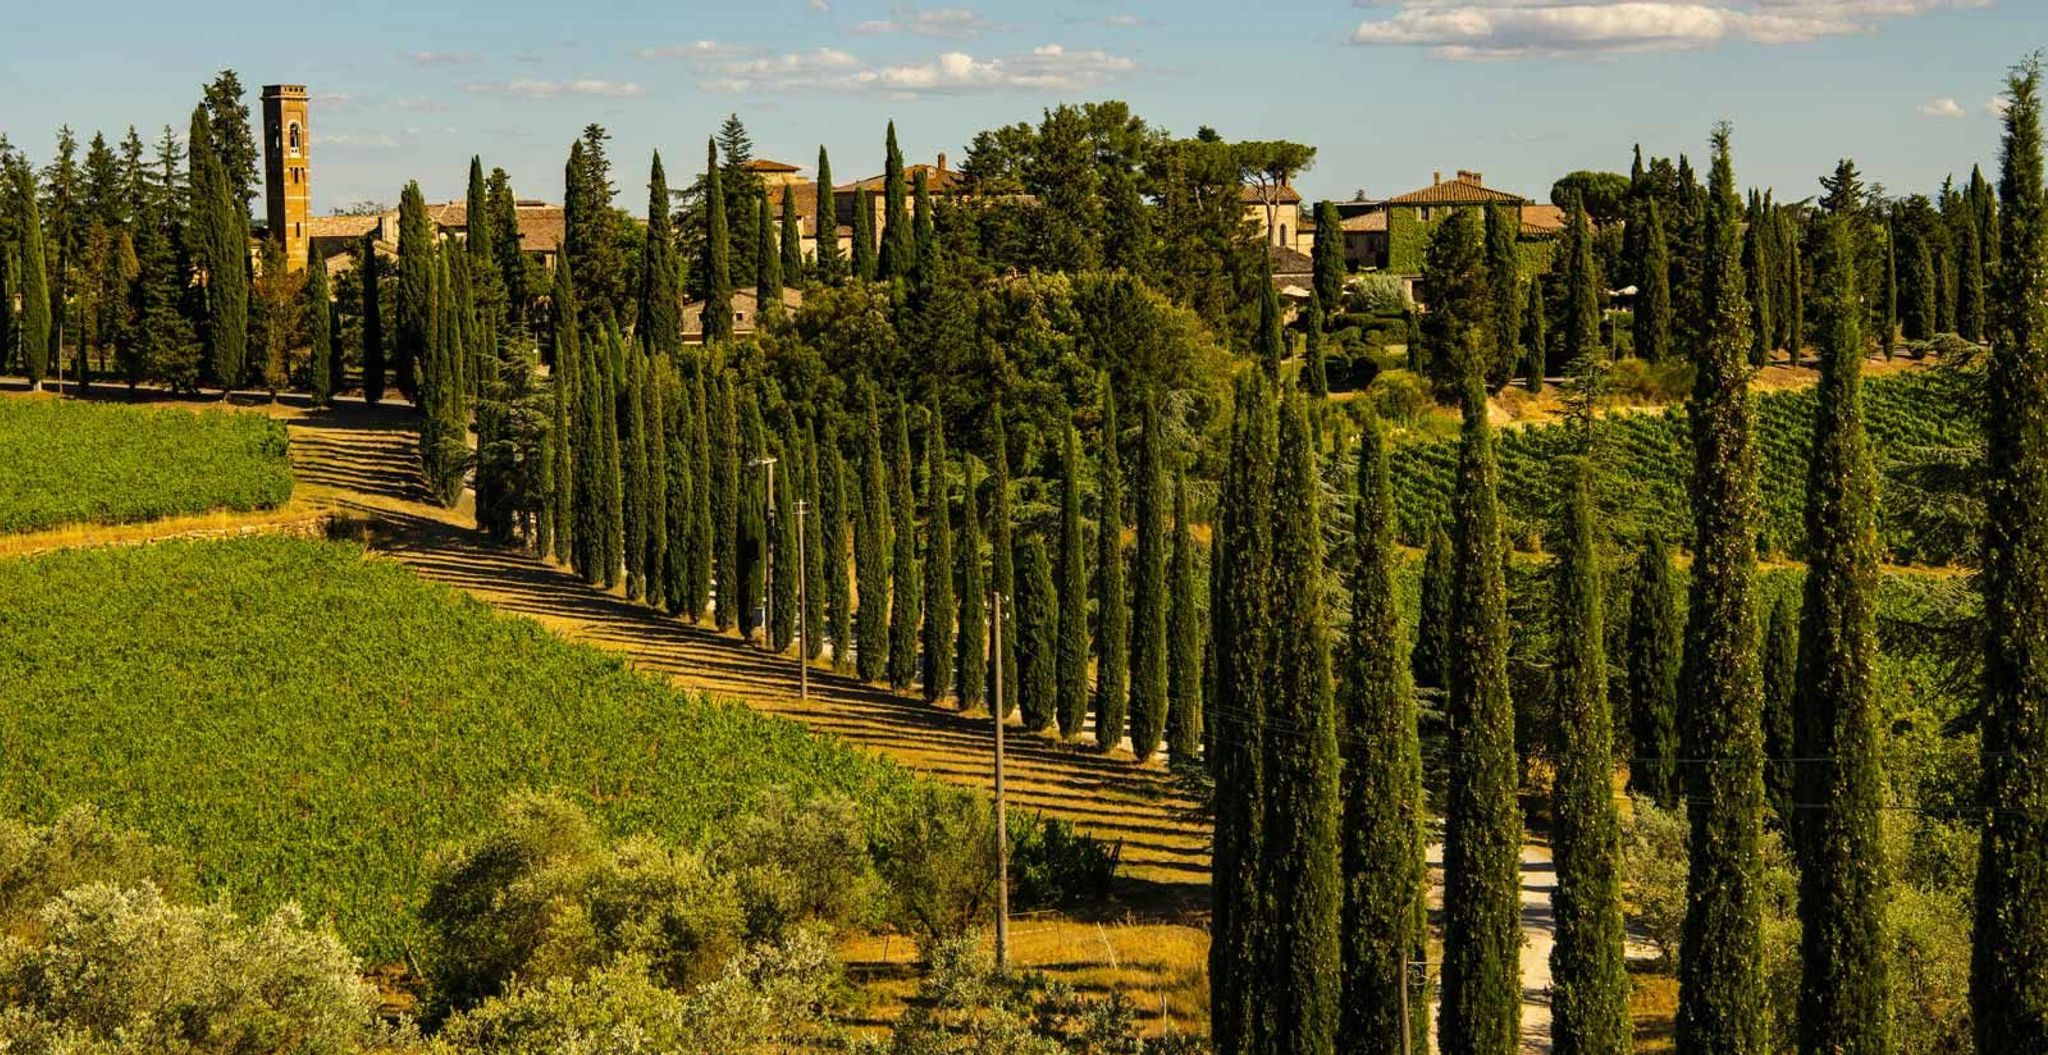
261 84 311 271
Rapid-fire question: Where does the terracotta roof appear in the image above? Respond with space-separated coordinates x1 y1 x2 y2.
745 158 802 173
1385 177 1528 207
1268 244 1314 276
765 182 854 238
1241 183 1303 205
424 200 566 254
1341 212 1387 233
838 162 965 195
305 215 380 239
1520 203 1566 237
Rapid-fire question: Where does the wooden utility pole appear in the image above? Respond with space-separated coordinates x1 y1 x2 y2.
795 498 809 701
992 589 1009 971
750 454 778 647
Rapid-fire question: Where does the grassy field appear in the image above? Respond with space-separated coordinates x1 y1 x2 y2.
0 535 924 959
0 396 294 534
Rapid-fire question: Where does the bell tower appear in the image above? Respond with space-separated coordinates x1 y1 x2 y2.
261 84 310 272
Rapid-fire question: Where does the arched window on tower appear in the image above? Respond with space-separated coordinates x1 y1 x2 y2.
288 123 302 156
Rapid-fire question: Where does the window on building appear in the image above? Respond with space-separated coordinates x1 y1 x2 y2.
288 123 302 155
1280 224 1289 246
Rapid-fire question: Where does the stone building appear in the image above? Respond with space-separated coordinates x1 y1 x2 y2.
260 85 311 271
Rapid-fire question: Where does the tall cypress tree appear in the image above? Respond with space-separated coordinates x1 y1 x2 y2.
1626 535 1681 807
1745 198 1776 366
1549 461 1631 1055
1414 527 1455 691
1761 592 1798 830
549 263 578 567
1209 371 1277 1055
714 371 741 629
756 194 783 321
689 365 715 620
988 407 1018 719
1793 205 1892 1055
738 390 769 636
880 122 911 280
1056 424 1091 740
645 352 670 611
1883 219 1899 357
1975 56 2048 1055
1262 391 1341 1055
923 403 955 703
1094 382 1129 752
813 146 841 283
1959 211 1987 343
1440 366 1521 1055
1486 202 1523 385
622 347 649 600
599 329 626 588
772 419 799 652
1312 199 1346 312
1675 124 1767 1055
1340 412 1430 1055
662 359 691 614
1167 467 1204 767
856 388 891 681
1562 196 1603 369
1128 398 1170 762
1523 274 1548 391
396 181 432 402
912 169 936 282
1640 199 1673 363
703 139 733 343
305 245 332 405
780 183 804 287
888 401 921 690
1257 252 1284 378
639 151 681 353
361 232 385 404
188 107 245 394
1018 534 1057 732
957 457 987 711
824 422 855 673
571 313 605 581
1304 292 1329 398
802 421 827 660
12 168 50 389
851 188 876 282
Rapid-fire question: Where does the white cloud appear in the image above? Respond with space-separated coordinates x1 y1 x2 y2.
322 132 399 149
700 43 1134 95
463 79 648 99
393 96 451 113
850 6 1000 39
1917 96 1965 118
635 40 746 60
411 50 480 65
809 0 830 9
310 92 353 109
1349 0 1988 60
1062 12 1160 28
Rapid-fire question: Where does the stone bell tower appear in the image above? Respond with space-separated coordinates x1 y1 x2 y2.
262 84 310 271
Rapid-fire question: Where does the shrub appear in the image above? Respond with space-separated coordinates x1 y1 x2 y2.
1367 369 1432 425
715 789 885 940
1010 816 1117 909
1619 796 1687 968
0 805 192 938
1349 273 1410 316
873 784 1001 948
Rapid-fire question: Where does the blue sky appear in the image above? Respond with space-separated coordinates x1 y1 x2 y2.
0 1 2033 213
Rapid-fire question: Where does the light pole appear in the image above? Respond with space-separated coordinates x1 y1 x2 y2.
749 454 778 647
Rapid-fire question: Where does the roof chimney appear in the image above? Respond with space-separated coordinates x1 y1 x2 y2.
937 151 948 173
1457 169 1483 185
1432 171 1441 186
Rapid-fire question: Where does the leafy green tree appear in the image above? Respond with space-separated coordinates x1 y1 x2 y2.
772 418 799 651
1312 199 1346 310
11 166 51 389
549 264 579 567
1794 206 1892 1055
1524 275 1548 391
644 353 670 611
1624 537 1680 807
1167 467 1204 767
703 139 733 343
1882 220 1899 356
1127 399 1170 762
756 194 782 323
888 401 921 690
1414 528 1454 691
1260 391 1341 1055
1094 382 1129 752
1549 462 1631 1055
781 182 804 288
824 422 854 673
621 348 649 600
306 245 332 404
1975 55 2048 1055
396 180 433 401
1057 424 1091 740
1959 210 1986 343
801 421 826 659
1341 413 1431 1055
957 457 987 711
1303 292 1329 398
187 107 247 392
1420 209 1488 398
1561 196 1603 371
638 151 681 353
1674 124 1767 1055
852 188 876 282
856 388 891 681
880 123 912 280
361 233 385 404
689 367 715 620
598 329 626 588
813 147 840 284
1745 197 1777 367
661 360 691 614
1639 199 1673 363
923 403 955 703
1761 592 1798 830
988 407 1018 719
1486 202 1523 386
1440 366 1521 1055
1209 370 1276 1055
1018 535 1057 733
714 371 741 629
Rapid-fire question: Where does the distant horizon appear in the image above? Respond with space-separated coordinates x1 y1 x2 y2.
0 1 2031 214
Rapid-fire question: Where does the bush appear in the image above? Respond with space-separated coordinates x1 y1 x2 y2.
1619 796 1687 968
873 784 1001 948
0 805 192 938
715 789 885 940
1605 356 1692 404
1367 369 1432 425
1010 816 1117 909
1348 273 1410 316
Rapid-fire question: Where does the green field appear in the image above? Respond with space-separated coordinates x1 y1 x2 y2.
1386 364 1981 562
0 536 921 958
0 398 295 534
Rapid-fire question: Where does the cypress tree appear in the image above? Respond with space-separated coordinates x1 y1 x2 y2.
639 151 681 353
1304 292 1329 398
645 353 670 610
813 146 841 283
397 181 432 401
689 365 715 620
888 401 921 690
362 232 385 404
1209 371 1277 1055
1018 534 1058 732
824 422 855 673
1056 424 1091 739
1975 56 2048 1054
1257 252 1284 378
622 347 648 599
988 407 1017 719
756 194 783 321
1549 461 1631 1055
550 263 578 567
772 419 799 652
1340 412 1431 1055
912 169 936 281
1746 201 1776 366
1906 235 1936 342
957 457 987 711
780 183 804 287
1626 536 1680 807
1523 275 1548 391
880 122 911 280
1639 199 1672 363
1167 467 1204 767
599 330 626 588
1883 219 1899 357
802 421 827 660
714 371 741 629
662 359 691 614
1094 382 1129 752
1414 527 1455 691
188 108 246 394
1959 212 1986 343
1794 205 1892 1055
1761 591 1798 830
11 167 49 389
1674 124 1767 1055
1562 196 1602 368
1128 398 1170 762
1261 391 1342 1055
703 139 733 343
0 239 13 381
1786 229 1807 355
306 246 332 404
923 403 955 703
1440 367 1521 1055
856 388 891 681
1486 202 1523 385
738 390 769 636
851 188 876 282
1313 199 1346 312
570 303 605 580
